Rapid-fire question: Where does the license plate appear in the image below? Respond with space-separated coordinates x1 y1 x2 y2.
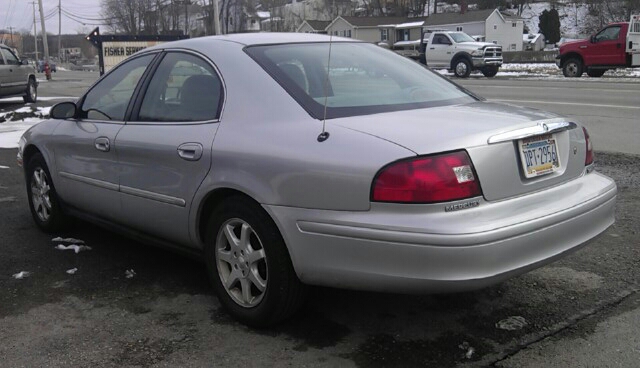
518 134 561 178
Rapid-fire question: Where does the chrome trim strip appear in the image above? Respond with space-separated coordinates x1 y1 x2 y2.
488 121 578 144
120 185 186 207
59 172 119 191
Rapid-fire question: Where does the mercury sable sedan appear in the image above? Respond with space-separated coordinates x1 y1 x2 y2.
18 34 616 327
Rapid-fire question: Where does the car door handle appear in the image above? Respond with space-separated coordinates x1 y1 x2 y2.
429 47 435 50
94 137 110 152
617 43 621 48
177 143 203 161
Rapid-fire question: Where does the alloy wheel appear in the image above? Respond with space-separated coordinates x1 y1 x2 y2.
215 218 268 308
30 168 52 222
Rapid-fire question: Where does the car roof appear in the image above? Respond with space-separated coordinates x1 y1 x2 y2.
145 32 359 52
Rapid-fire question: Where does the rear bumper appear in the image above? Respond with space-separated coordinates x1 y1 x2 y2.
265 171 616 293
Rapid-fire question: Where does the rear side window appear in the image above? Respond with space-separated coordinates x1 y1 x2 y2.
246 42 474 119
138 52 222 122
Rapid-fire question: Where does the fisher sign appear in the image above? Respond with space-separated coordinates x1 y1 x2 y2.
86 27 188 75
102 41 163 73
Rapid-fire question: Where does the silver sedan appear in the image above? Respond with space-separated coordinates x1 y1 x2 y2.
17 33 616 327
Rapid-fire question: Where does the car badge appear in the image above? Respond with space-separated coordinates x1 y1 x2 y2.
540 123 549 132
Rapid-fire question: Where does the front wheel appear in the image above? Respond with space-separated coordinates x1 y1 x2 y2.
23 78 37 103
205 196 307 327
481 66 499 78
562 58 583 78
25 153 70 232
453 59 472 78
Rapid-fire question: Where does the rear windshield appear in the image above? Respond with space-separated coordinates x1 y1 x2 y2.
245 42 476 119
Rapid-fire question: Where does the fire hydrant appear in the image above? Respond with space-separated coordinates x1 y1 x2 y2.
44 62 52 80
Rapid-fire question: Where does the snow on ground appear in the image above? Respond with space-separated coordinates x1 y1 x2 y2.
436 63 640 81
52 237 85 244
12 271 31 279
0 96 68 102
14 107 32 113
0 165 9 169
0 117 45 149
507 2 590 38
55 244 92 253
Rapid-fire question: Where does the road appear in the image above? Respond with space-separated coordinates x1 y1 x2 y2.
457 79 640 155
1 71 639 367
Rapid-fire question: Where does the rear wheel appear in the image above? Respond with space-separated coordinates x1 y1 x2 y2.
453 58 472 78
204 195 306 327
481 66 499 78
23 78 37 103
587 69 606 78
562 58 583 78
26 153 70 232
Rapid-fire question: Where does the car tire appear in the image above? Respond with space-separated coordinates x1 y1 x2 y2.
25 153 70 232
204 195 307 327
453 58 472 78
23 78 37 103
562 58 583 78
481 66 499 78
587 69 606 78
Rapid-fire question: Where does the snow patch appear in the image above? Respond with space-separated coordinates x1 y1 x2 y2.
0 165 8 169
496 316 528 331
55 244 92 253
14 107 33 113
12 271 31 279
66 268 78 275
52 237 85 244
125 269 136 279
0 117 46 149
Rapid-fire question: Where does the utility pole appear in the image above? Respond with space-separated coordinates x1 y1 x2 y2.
185 0 190 36
212 0 221 35
58 0 62 60
32 2 38 60
7 26 15 47
37 0 51 78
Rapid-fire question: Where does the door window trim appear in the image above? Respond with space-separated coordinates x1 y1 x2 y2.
75 51 162 125
127 48 226 126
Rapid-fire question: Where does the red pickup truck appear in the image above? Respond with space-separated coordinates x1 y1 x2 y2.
556 15 640 77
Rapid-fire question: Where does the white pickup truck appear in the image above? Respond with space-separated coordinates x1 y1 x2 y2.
419 31 503 78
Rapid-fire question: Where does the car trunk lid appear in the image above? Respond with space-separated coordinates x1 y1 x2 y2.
331 102 587 201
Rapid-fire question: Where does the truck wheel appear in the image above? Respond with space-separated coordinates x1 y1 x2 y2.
481 66 499 78
23 77 37 103
453 59 472 78
562 58 583 78
587 69 606 78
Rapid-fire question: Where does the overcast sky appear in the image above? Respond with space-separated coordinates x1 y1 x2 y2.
1 0 103 35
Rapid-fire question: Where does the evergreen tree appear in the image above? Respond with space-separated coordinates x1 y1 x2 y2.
538 8 561 44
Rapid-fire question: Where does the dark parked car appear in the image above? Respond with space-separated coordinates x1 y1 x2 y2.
0 44 38 103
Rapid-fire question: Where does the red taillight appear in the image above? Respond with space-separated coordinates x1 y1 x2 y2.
583 127 594 166
372 151 482 203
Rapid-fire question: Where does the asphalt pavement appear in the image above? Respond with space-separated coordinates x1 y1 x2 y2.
1 71 639 367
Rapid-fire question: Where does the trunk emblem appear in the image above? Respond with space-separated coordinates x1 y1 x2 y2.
540 123 549 132
573 147 578 154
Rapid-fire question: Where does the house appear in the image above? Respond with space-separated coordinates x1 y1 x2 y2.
325 16 407 42
296 20 331 34
523 33 545 51
421 9 524 51
377 19 427 59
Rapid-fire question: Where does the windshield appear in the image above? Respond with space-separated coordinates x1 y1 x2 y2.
246 42 475 119
449 32 477 43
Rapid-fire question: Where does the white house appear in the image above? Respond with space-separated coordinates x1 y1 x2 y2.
523 33 545 51
421 9 524 51
325 16 408 42
296 20 331 34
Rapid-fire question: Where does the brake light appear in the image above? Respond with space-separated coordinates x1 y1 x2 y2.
372 151 482 203
583 127 594 165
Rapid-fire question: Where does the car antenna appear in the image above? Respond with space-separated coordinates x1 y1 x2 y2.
317 33 333 143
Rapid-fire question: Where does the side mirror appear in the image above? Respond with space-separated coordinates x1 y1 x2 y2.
50 102 78 119
21 59 30 65
590 35 596 43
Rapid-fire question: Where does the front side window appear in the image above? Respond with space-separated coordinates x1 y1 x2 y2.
595 26 621 42
138 52 223 122
1 48 19 65
81 54 155 121
449 32 475 43
246 42 475 119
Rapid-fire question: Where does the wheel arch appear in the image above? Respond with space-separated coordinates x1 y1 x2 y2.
560 52 584 67
22 144 43 174
196 187 263 245
450 52 472 70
